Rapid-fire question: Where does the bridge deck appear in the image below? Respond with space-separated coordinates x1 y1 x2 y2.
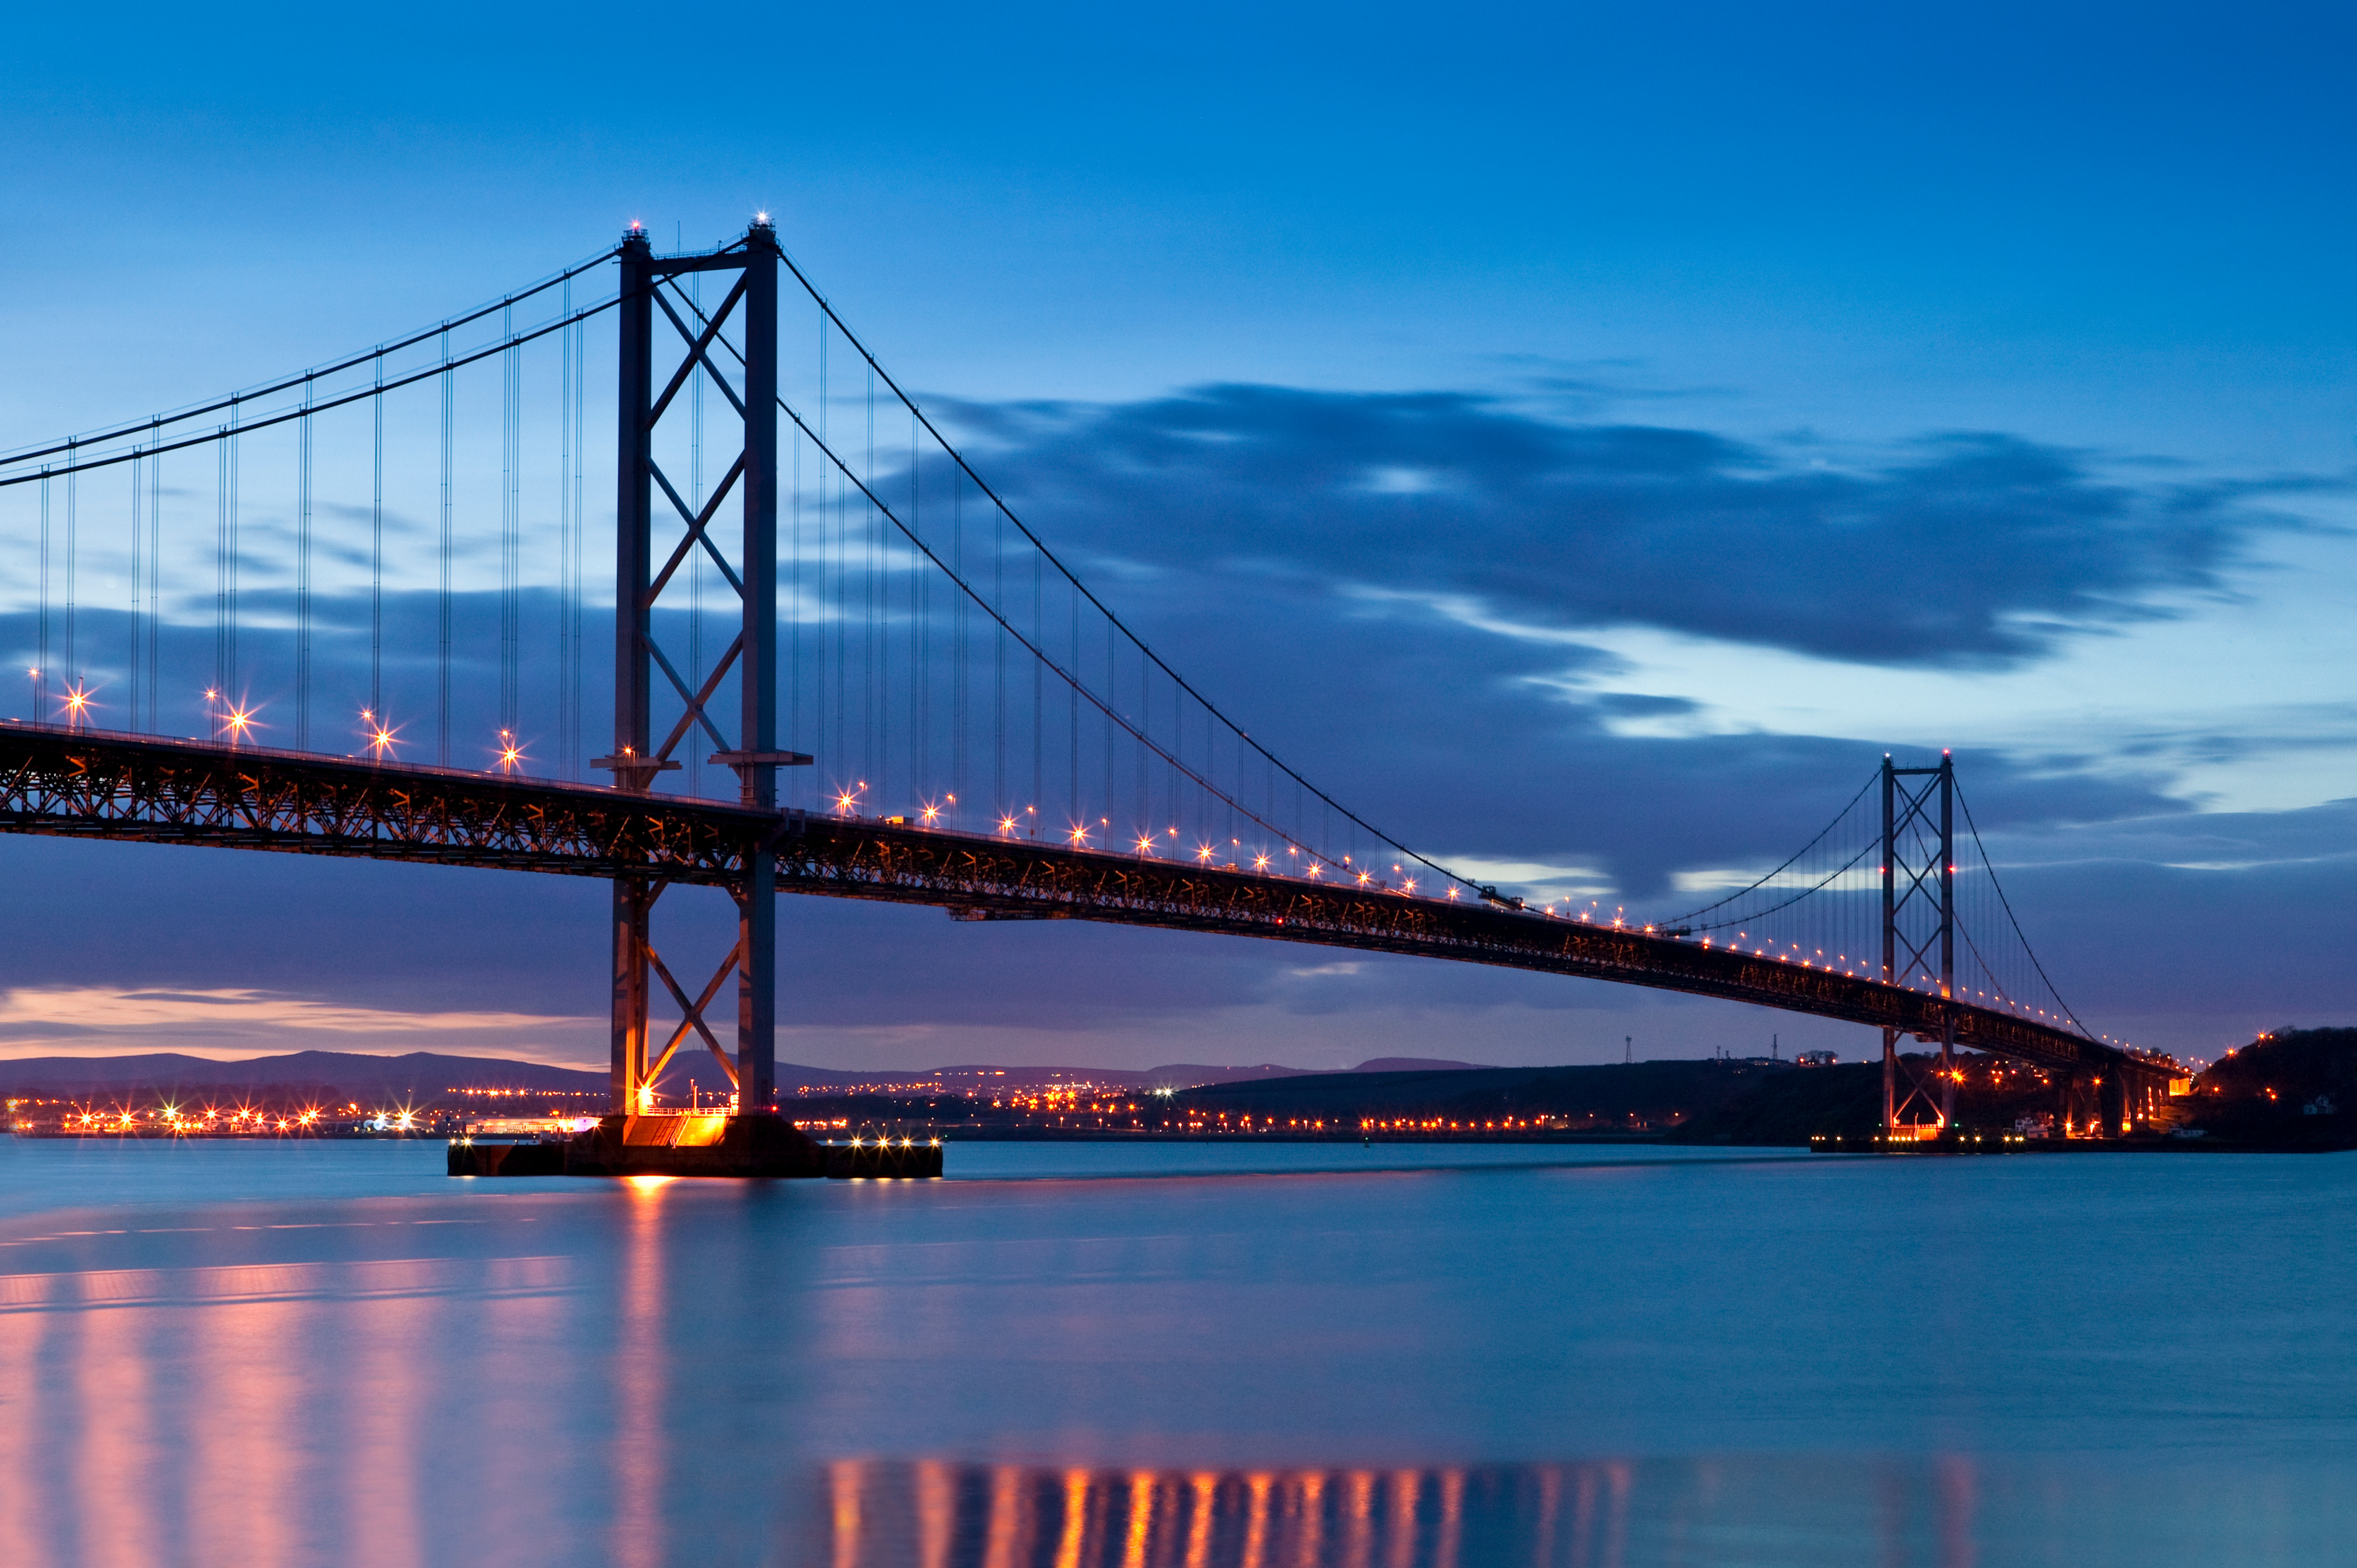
0 724 2156 1082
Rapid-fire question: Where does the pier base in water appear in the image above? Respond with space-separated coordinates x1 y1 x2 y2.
563 1113 827 1177
447 1115 941 1179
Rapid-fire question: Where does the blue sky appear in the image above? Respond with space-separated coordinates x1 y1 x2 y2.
0 0 2350 1071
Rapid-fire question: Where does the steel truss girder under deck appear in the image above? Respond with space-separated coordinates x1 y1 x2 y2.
0 726 768 881
0 725 2166 1097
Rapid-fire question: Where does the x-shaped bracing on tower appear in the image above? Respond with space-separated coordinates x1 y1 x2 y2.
1881 754 1956 1131
594 225 809 1116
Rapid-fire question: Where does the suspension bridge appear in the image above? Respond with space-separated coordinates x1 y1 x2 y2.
0 223 2178 1155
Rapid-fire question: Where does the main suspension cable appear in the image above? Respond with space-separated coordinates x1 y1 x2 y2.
668 268 1478 890
0 295 624 489
0 247 621 472
1660 770 1877 927
1955 780 2094 1039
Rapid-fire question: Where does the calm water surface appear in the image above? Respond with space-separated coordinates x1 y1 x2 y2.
0 1136 2351 1566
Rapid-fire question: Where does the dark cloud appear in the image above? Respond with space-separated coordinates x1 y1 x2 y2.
950 385 2305 668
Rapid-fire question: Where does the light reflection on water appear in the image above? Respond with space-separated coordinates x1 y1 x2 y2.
806 1454 2348 1568
0 1138 2351 1566
812 1458 1959 1568
816 1461 1641 1568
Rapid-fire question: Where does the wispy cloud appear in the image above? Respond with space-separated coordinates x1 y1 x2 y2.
0 987 595 1064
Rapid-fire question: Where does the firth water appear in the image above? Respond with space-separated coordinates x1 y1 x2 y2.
1 1139 2351 1565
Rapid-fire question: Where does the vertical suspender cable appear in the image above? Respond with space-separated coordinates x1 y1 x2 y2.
64 445 76 709
819 315 832 786
213 431 227 709
911 408 923 804
35 471 48 719
1171 682 1183 844
1068 577 1079 829
1031 547 1041 828
688 275 703 798
371 352 384 730
438 328 453 766
824 315 844 789
128 450 141 730
1172 685 1184 844
563 313 577 782
558 284 573 777
226 407 239 705
1230 721 1240 850
297 375 313 749
146 449 160 732
865 365 878 806
1102 614 1112 830
836 343 848 794
500 304 521 754
992 486 1004 814
789 427 802 805
953 471 965 819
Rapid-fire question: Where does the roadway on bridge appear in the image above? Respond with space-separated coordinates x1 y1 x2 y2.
0 721 2160 1087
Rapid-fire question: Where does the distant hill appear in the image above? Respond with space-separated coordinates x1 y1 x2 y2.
2185 1028 2357 1148
1170 1059 1914 1142
0 1050 602 1102
2197 1028 2357 1103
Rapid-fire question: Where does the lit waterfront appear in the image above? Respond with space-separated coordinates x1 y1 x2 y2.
1 1138 2353 1565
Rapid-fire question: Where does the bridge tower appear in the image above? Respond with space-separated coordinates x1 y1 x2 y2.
1881 753 1956 1134
594 222 808 1122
